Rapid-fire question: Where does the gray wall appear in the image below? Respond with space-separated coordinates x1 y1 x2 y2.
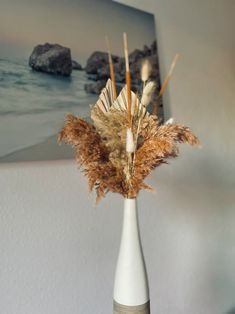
0 1 235 313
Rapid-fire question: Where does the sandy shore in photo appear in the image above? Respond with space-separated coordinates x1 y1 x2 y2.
0 134 74 163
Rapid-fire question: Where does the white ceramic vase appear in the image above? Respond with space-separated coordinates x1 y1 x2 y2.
113 198 150 314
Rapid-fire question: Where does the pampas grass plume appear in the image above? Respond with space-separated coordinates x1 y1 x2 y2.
141 81 156 107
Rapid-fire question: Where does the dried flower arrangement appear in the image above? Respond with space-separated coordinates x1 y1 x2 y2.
58 33 201 203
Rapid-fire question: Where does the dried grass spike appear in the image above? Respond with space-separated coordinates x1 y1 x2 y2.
141 81 156 107
141 59 152 83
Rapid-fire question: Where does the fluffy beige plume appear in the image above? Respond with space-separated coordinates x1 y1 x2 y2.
141 59 152 83
141 81 156 107
126 128 135 153
131 93 137 116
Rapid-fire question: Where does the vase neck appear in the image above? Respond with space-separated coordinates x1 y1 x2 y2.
123 198 137 211
123 197 138 220
122 197 140 245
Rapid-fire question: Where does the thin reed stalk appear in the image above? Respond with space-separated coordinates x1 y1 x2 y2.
105 36 117 99
152 54 179 115
123 32 132 128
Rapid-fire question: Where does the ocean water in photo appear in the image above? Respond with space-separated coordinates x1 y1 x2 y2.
0 58 97 160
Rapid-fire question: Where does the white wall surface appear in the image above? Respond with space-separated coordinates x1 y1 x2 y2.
1 1 235 313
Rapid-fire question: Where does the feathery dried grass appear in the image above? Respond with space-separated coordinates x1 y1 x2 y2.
59 79 200 202
58 109 200 202
58 113 134 202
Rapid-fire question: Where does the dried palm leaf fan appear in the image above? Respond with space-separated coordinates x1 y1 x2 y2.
58 33 201 314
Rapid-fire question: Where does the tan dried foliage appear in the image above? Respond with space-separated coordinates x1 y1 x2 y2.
133 117 201 184
58 106 200 202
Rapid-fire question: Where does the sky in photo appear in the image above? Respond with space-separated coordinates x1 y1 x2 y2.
0 0 156 65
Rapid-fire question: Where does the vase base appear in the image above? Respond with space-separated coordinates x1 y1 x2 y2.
113 300 150 314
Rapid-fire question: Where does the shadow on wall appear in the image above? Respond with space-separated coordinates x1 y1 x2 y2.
226 308 235 314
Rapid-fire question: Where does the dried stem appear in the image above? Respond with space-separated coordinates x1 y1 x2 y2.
123 32 132 128
152 53 179 115
105 36 117 99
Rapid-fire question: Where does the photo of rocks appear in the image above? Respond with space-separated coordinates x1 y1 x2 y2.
0 0 162 162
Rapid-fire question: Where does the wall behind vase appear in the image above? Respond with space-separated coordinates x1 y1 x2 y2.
0 1 235 314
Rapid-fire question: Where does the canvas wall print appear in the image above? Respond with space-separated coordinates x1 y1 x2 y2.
0 0 162 163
